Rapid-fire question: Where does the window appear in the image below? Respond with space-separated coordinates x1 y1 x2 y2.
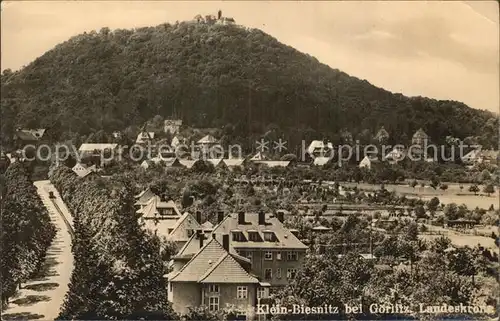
263 232 275 242
169 282 172 292
257 287 266 299
237 286 248 299
264 251 273 261
287 269 297 279
209 297 219 311
276 252 282 260
232 231 246 242
276 268 282 279
264 268 272 280
287 251 298 261
209 284 219 293
240 250 252 261
248 231 261 242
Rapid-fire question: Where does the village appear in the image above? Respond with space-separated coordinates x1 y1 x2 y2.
2 116 498 320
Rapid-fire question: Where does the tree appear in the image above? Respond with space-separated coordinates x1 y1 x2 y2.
427 197 440 212
414 205 427 219
469 184 479 195
444 203 459 220
410 179 418 188
480 169 491 183
483 184 495 196
430 176 440 189
439 184 448 191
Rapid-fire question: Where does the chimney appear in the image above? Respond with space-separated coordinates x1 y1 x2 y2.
199 232 205 248
276 210 284 223
258 210 266 225
238 211 245 225
222 234 229 252
196 211 202 224
217 211 224 223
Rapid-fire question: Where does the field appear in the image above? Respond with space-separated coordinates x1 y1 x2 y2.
343 182 499 210
420 225 498 253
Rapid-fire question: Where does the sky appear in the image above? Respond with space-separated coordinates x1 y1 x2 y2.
1 1 498 113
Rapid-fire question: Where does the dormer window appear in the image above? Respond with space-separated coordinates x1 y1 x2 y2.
248 230 262 242
231 230 246 242
263 231 277 242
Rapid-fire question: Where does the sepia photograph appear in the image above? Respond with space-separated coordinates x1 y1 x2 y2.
0 1 498 320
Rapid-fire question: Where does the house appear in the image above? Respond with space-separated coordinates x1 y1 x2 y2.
140 157 165 169
138 196 189 237
384 148 405 164
164 119 183 135
136 132 155 144
207 158 227 170
374 126 389 143
179 159 202 169
78 143 118 155
167 235 260 317
166 211 203 248
15 128 46 143
223 158 245 170
211 211 308 290
171 136 187 149
411 128 429 146
313 156 332 166
462 149 499 166
135 188 156 209
72 162 97 178
249 152 266 161
254 160 291 168
359 156 378 170
197 134 218 146
307 140 333 158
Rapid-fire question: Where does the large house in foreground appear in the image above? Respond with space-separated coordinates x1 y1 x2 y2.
167 234 260 317
211 211 308 290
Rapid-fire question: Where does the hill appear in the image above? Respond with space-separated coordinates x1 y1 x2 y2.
1 20 498 148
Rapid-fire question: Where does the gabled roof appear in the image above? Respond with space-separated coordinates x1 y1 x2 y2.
167 212 202 242
207 158 225 167
165 158 184 167
137 196 182 217
374 127 389 140
412 128 428 139
72 162 97 177
223 158 245 167
199 252 258 284
16 128 46 141
197 135 218 144
79 143 118 152
313 157 331 166
212 213 307 250
307 140 333 155
170 238 258 284
136 132 155 143
254 160 290 168
135 188 156 206
179 159 200 169
249 152 265 161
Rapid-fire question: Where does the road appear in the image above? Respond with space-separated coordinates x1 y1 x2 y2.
1 180 74 321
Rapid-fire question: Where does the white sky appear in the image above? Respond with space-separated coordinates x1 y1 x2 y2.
1 1 498 113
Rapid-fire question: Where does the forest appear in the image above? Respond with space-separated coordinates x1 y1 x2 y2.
1 20 498 150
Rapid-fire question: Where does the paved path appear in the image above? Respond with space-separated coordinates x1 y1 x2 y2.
2 181 74 321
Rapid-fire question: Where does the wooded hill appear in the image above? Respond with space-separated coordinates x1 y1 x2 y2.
1 20 497 148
